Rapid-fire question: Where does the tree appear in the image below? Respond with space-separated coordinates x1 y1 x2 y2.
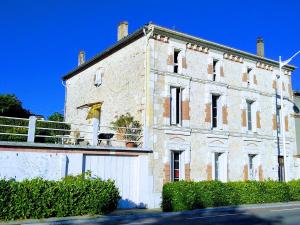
35 112 70 144
0 95 70 144
0 94 31 142
0 94 31 118
48 112 64 122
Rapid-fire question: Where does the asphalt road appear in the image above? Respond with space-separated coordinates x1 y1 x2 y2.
89 204 300 225
5 203 300 225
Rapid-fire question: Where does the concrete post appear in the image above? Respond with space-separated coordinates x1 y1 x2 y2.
92 118 99 146
27 116 37 143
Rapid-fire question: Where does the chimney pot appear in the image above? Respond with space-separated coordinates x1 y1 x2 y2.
78 50 85 66
257 37 264 57
118 21 128 41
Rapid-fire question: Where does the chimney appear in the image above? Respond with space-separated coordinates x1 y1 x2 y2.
78 50 85 66
256 37 264 57
118 21 128 41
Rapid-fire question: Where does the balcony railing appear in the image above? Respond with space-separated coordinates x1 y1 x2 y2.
0 116 143 148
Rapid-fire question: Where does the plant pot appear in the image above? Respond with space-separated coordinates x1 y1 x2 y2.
125 142 137 148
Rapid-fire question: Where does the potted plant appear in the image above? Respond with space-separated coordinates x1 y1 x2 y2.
111 113 142 147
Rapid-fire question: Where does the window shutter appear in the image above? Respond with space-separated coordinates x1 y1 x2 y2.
182 57 187 69
252 104 257 132
272 114 277 131
94 69 102 87
167 54 173 65
256 111 261 129
205 103 211 123
253 74 258 85
217 97 222 128
215 61 221 78
222 106 228 125
242 109 247 127
171 88 177 125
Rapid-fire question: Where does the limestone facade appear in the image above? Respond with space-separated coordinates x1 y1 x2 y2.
63 23 299 196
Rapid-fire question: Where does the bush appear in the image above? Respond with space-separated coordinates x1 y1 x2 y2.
0 174 120 221
162 180 300 212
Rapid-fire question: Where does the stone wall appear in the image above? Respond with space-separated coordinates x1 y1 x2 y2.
149 36 298 192
65 37 146 129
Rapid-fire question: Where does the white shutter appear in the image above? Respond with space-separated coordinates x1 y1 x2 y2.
252 103 257 132
171 87 177 125
94 69 102 87
217 96 222 129
178 51 183 74
215 61 221 80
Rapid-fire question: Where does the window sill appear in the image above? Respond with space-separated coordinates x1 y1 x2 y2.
164 127 191 136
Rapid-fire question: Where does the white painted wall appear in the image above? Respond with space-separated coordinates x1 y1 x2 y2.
0 150 159 208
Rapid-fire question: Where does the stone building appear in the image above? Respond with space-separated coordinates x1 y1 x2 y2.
294 91 300 155
63 22 298 195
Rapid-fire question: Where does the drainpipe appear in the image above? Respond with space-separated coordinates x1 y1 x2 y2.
142 25 154 149
62 80 67 121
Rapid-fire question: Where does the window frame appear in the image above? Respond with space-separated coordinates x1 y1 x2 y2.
170 86 183 126
276 105 281 134
211 94 221 129
246 100 253 131
171 151 183 182
248 154 256 180
212 59 219 81
173 49 181 74
247 67 252 87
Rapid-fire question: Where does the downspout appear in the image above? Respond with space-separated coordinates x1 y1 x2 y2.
143 25 154 149
62 80 67 121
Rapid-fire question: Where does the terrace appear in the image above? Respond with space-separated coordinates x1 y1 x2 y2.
0 116 144 149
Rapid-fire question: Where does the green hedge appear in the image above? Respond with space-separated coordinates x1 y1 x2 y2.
0 174 120 221
162 180 300 212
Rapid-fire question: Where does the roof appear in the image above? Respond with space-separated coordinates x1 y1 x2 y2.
62 23 296 81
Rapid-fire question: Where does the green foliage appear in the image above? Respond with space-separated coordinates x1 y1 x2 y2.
0 117 71 144
111 113 142 142
0 94 31 142
0 117 28 142
48 112 64 122
0 175 120 221
35 113 70 144
0 94 31 118
162 180 300 212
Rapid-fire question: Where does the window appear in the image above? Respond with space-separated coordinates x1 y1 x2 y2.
247 68 252 87
213 59 219 81
246 100 253 131
170 87 182 126
212 95 220 128
173 49 180 73
276 106 281 134
248 154 256 180
278 156 285 182
171 151 181 182
215 153 222 181
94 68 103 87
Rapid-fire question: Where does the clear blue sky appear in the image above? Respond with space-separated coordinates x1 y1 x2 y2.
0 0 300 117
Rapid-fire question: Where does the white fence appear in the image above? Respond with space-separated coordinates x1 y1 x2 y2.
0 116 143 148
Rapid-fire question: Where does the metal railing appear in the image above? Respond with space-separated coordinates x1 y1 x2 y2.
0 116 143 148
